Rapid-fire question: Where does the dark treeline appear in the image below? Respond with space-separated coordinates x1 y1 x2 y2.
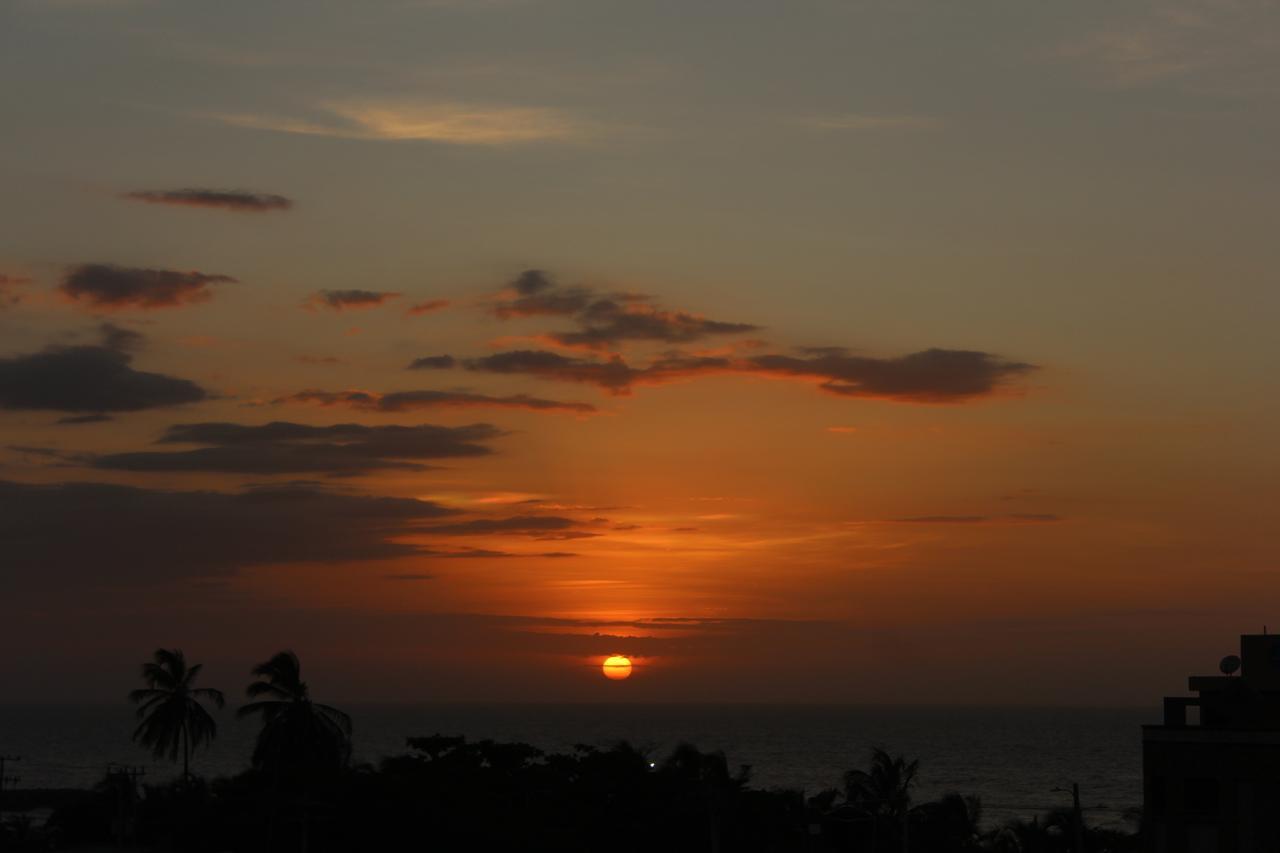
0 649 1142 852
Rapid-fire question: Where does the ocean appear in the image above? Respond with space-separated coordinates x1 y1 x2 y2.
0 704 1147 830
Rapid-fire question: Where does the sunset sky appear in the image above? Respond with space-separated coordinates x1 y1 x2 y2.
3 0 1278 705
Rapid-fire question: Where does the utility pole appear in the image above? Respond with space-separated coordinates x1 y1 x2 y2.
1069 782 1085 853
0 755 20 822
1052 782 1086 853
106 763 146 846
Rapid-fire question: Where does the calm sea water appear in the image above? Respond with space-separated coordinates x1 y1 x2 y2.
0 704 1147 829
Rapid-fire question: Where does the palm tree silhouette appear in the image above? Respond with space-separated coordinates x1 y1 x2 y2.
237 650 352 773
128 648 225 783
844 748 919 852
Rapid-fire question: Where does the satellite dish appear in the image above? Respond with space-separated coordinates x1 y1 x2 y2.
1220 655 1241 676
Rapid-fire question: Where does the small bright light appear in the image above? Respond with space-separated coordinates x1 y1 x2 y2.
649 762 656 769
602 654 633 680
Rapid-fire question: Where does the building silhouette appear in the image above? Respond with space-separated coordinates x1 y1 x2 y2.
1144 632 1280 852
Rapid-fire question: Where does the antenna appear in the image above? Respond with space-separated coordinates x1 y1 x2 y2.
1220 655 1241 676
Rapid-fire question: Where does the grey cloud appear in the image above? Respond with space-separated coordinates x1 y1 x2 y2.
0 480 457 585
306 290 400 310
745 348 1035 402
61 264 235 310
122 189 293 212
89 420 503 475
490 270 756 347
408 355 457 370
460 346 1033 401
0 326 208 413
277 388 596 414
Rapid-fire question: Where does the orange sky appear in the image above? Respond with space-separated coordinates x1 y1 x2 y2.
2 0 1278 705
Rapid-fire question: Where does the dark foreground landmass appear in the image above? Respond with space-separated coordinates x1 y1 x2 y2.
1 736 1139 853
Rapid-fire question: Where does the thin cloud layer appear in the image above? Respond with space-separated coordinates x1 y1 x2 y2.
214 100 587 145
278 388 596 414
61 263 235 310
0 325 207 413
88 420 503 475
424 515 581 536
305 289 400 311
0 480 457 584
489 269 757 349
122 189 293 212
0 273 32 308
890 514 1062 524
408 355 457 370
800 114 941 131
406 299 450 316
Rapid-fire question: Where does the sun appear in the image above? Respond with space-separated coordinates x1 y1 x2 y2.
602 655 633 680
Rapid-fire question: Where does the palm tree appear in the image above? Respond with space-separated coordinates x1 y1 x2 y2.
129 648 225 783
237 650 352 773
844 748 919 852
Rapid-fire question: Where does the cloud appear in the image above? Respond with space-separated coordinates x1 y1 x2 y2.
1057 2 1280 93
408 355 457 370
0 274 32 308
98 321 145 352
742 348 1035 402
56 413 114 425
61 263 235 310
277 388 596 414
890 514 1062 524
423 515 582 536
799 114 941 131
551 299 758 350
0 325 208 413
458 346 1033 401
489 270 757 348
212 100 588 145
0 479 457 585
305 290 400 311
86 420 503 475
121 189 293 212
462 350 642 394
406 299 450 316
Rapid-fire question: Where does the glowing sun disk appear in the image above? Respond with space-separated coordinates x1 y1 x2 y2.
602 655 632 680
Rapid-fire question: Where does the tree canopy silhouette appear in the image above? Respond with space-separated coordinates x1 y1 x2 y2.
237 650 352 773
128 648 225 782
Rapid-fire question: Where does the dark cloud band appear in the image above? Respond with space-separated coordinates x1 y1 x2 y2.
305 289 401 311
87 420 504 475
62 264 235 310
454 346 1034 401
122 189 293 212
277 388 596 414
0 326 207 413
